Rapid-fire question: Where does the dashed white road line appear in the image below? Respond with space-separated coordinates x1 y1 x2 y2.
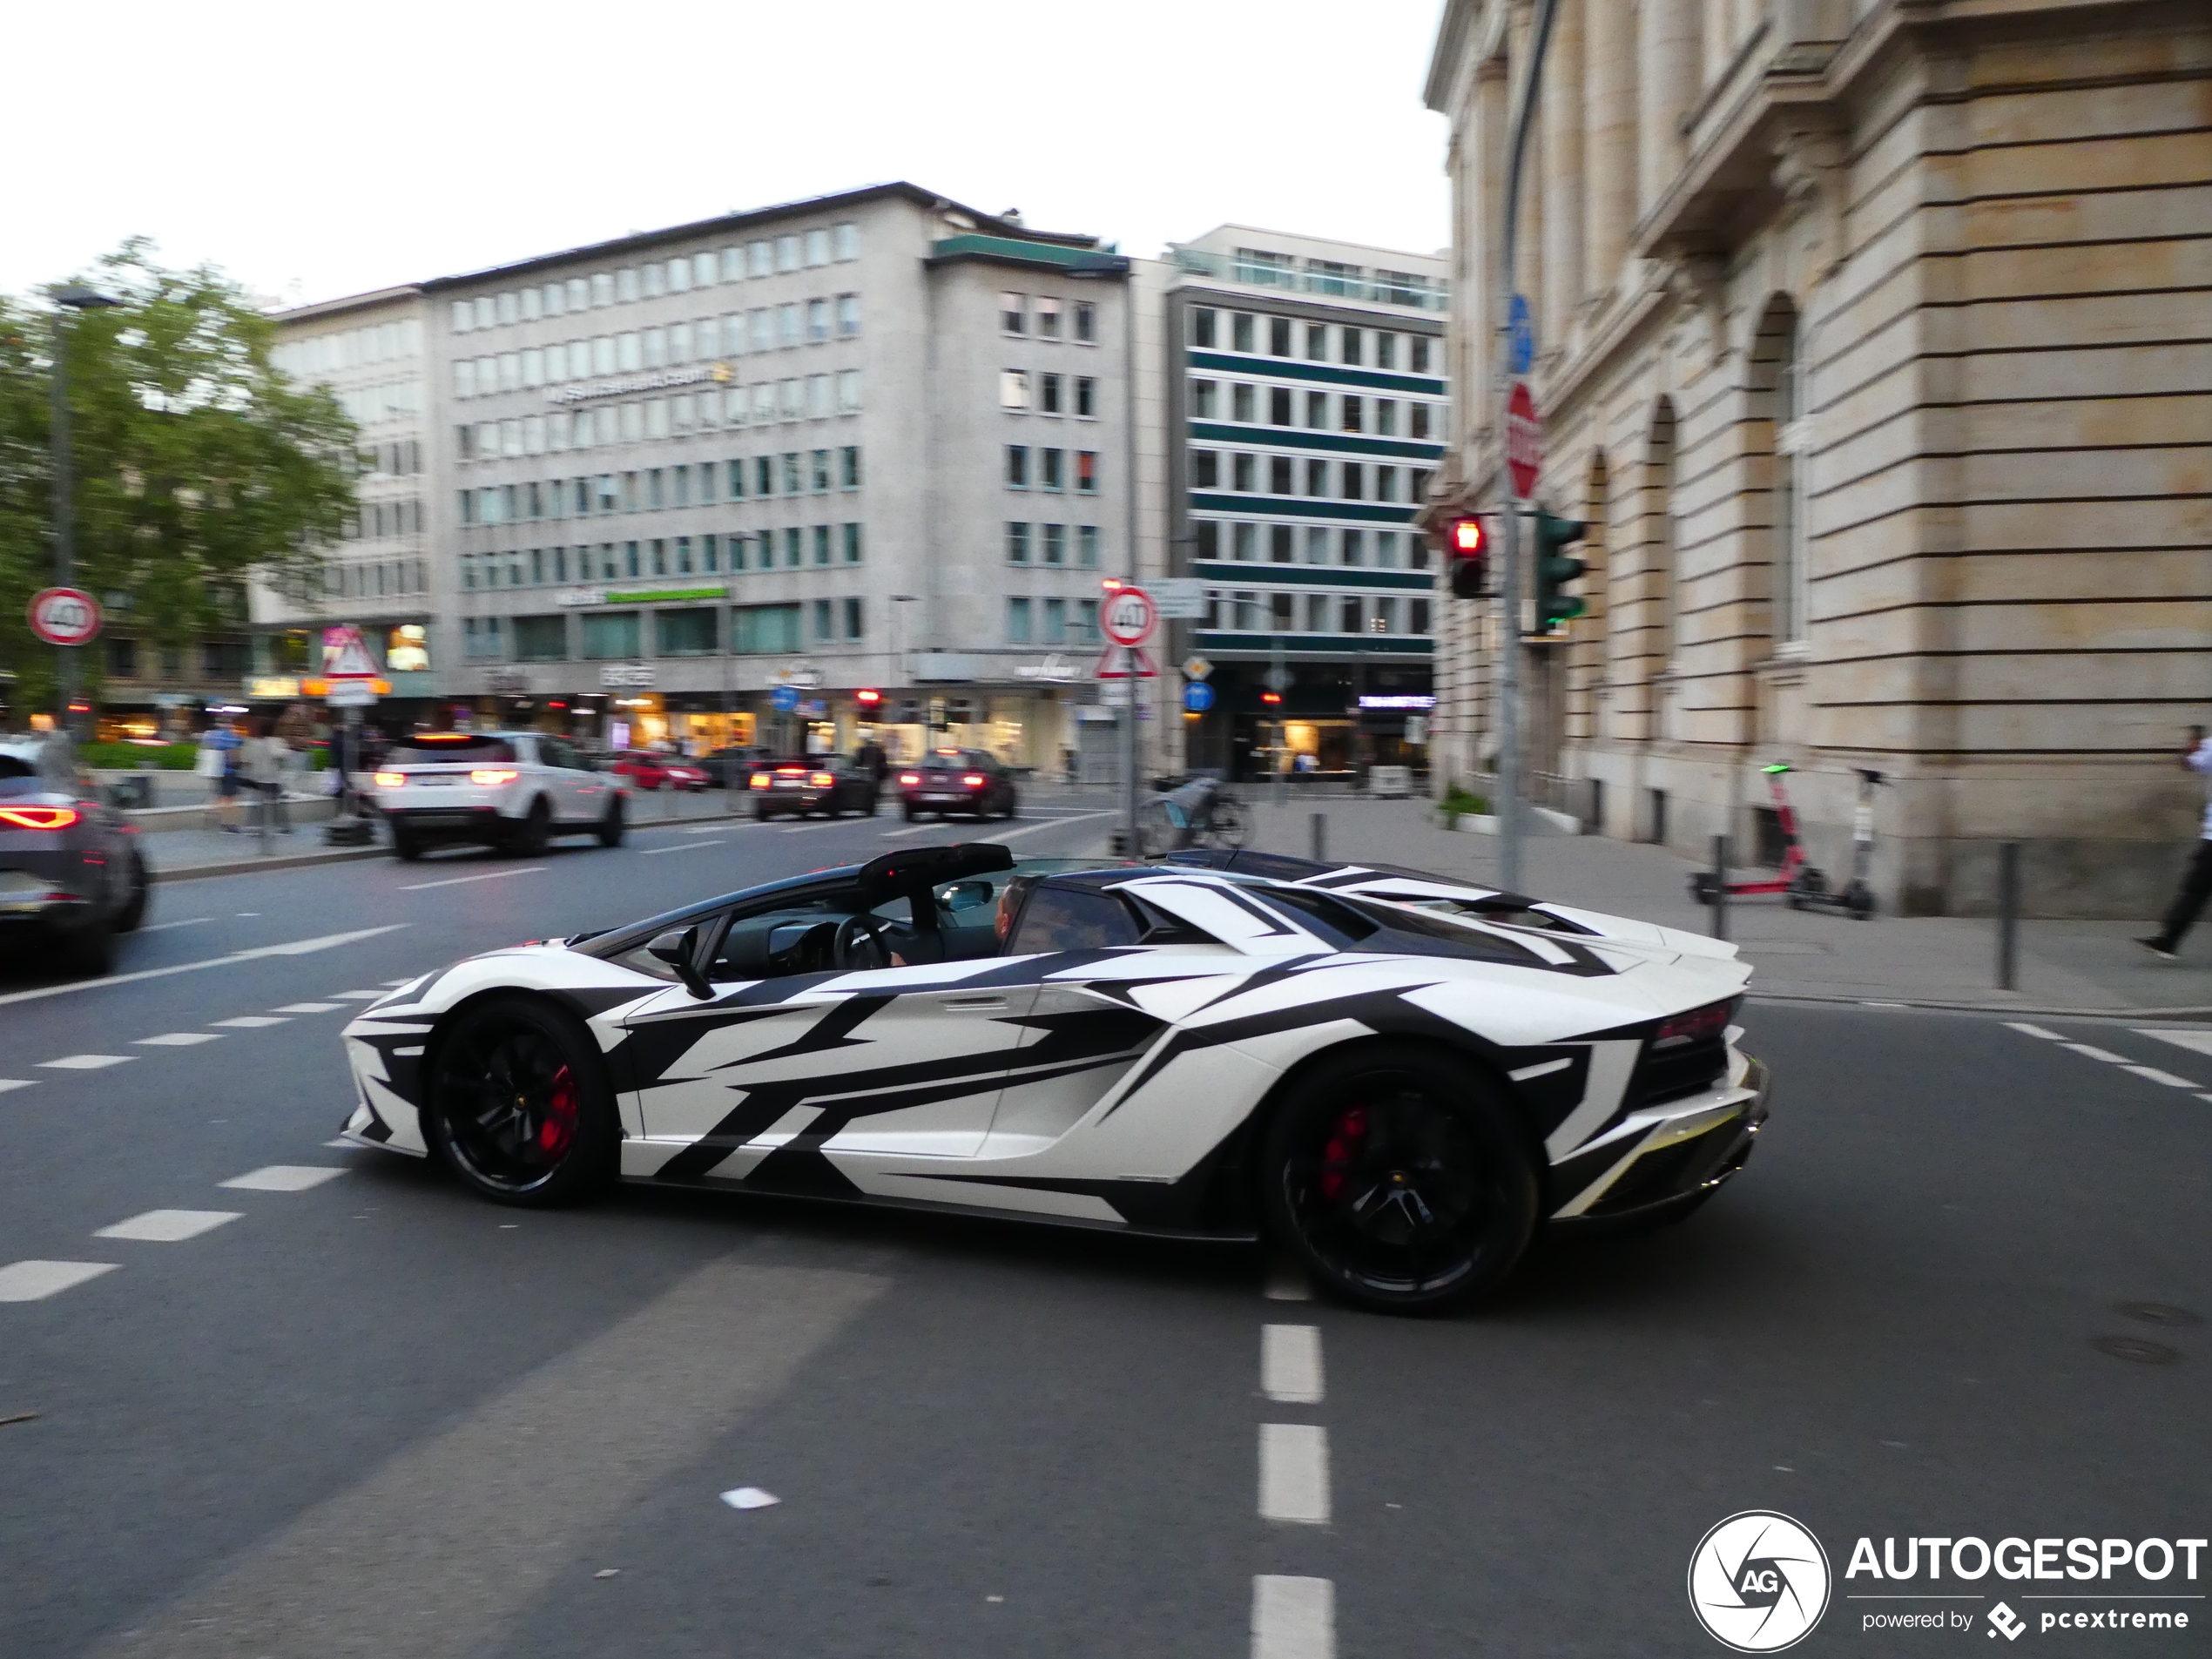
212 1015 289 1029
0 926 408 1010
138 916 215 934
0 1079 34 1095
1252 1575 1335 1659
95 1209 243 1243
1258 1423 1330 1524
272 1001 344 1015
397 866 546 891
332 989 386 1000
39 1054 135 1070
2121 1065 2198 1089
641 840 725 854
380 977 415 987
983 811 1117 846
136 1032 221 1047
2135 1027 2212 1059
2062 1042 2131 1064
1262 1325 1325 1405
220 1164 347 1192
2006 1022 2061 1040
0 1261 116 1302
2011 1022 2205 1092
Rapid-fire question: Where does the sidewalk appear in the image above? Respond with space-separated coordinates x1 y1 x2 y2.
1244 798 2212 1017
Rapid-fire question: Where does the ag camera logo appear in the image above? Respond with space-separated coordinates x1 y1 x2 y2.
1689 1511 1831 1652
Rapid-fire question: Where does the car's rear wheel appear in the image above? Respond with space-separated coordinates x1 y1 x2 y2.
508 797 551 856
392 822 423 860
57 918 114 976
755 802 776 821
597 794 625 847
1261 1046 1538 1315
426 995 617 1206
901 804 917 822
113 846 150 932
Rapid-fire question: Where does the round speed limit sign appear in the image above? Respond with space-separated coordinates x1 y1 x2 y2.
28 587 102 647
1102 585 1157 647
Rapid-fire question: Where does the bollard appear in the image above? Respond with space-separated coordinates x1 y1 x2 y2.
1310 813 1326 863
1996 840 2020 990
1710 834 1730 941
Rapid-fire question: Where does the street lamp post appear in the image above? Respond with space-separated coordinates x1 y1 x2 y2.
48 283 122 743
890 595 918 760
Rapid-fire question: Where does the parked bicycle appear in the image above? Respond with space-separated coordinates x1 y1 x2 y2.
1135 772 1251 859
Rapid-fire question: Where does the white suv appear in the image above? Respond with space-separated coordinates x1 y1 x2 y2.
368 732 629 860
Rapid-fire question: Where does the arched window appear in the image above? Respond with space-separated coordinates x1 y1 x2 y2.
1772 314 1811 645
1646 398 1678 672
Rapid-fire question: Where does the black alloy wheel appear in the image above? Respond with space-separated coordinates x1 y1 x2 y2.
427 995 617 1205
1261 1047 1538 1314
597 794 625 847
509 798 551 856
113 846 150 932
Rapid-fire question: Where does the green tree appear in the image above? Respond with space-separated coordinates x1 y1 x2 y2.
0 239 357 715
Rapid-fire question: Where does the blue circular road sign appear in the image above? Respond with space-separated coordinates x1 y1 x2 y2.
769 685 800 713
1183 682 1216 713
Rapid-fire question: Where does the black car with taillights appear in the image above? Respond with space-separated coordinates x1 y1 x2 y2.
0 737 149 975
897 749 1019 822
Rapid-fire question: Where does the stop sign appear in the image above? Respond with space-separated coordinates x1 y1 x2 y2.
27 587 101 647
1506 381 1542 499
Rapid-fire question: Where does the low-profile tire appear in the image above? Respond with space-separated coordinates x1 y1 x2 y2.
392 823 424 861
1260 1044 1539 1315
113 846 150 933
1002 790 1021 821
901 804 917 823
508 797 552 856
597 794 626 848
425 995 619 1206
57 920 114 977
755 802 776 821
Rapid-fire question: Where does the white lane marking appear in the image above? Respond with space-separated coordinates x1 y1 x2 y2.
1509 1056 1574 1082
212 1016 289 1029
272 1001 344 1014
332 990 386 1000
641 840 726 855
95 1209 243 1243
0 926 409 1011
136 1033 221 1047
2136 1028 2212 1059
323 1137 361 1149
220 1164 347 1191
778 824 816 834
398 866 546 891
1252 1575 1335 1659
2122 1064 2200 1089
2062 1043 2130 1064
1258 1423 1330 1523
1264 1264 1313 1302
2006 1022 2062 1040
682 823 733 834
381 977 413 986
138 917 215 934
982 810 1117 846
235 912 260 917
0 1260 118 1302
719 1486 780 1509
1262 1325 1325 1405
39 1054 136 1070
878 823 934 838
0 1080 34 1095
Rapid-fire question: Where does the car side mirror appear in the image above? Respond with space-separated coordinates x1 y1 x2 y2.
647 927 711 999
941 880 993 913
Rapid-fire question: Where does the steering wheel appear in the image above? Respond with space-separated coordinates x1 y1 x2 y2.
832 913 893 970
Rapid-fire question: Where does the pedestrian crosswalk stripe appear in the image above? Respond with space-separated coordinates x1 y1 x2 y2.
0 1261 117 1302
95 1210 243 1243
219 1165 347 1191
212 1016 289 1028
39 1054 135 1069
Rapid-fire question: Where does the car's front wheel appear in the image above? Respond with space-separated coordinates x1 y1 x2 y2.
1260 1045 1538 1314
391 822 423 860
426 995 618 1206
597 794 626 847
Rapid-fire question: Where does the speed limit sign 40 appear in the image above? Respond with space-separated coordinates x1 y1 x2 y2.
1101 584 1157 647
28 587 102 647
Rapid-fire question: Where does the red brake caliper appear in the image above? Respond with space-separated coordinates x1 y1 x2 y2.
1318 1106 1368 1201
538 1065 577 1157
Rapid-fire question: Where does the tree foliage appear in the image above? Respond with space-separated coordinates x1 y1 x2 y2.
0 239 357 711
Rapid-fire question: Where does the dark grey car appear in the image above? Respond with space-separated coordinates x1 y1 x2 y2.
0 736 149 975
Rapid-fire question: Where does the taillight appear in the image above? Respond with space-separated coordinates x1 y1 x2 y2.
777 766 805 775
749 773 770 789
372 771 406 788
1652 999 1736 1049
962 773 985 787
0 806 79 831
810 772 834 787
470 768 520 786
898 772 919 786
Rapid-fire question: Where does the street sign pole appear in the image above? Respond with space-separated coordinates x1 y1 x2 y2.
1493 0 1562 898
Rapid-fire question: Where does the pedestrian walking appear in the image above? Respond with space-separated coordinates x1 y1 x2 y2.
855 736 887 783
2139 725 2212 960
241 715 287 848
198 716 244 833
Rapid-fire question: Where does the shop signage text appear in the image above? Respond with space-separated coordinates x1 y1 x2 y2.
548 362 732 406
600 664 655 688
556 585 730 608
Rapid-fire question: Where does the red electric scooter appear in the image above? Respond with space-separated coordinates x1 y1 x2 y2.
1689 763 1884 919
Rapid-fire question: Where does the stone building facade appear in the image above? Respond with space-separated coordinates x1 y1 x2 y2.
1424 0 2210 914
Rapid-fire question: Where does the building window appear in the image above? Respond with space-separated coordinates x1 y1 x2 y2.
836 293 860 337
1190 307 1216 348
777 304 802 348
805 228 830 267
843 597 864 640
1304 323 1326 361
1411 599 1431 633
1341 462 1363 500
1076 452 1096 494
806 299 830 342
840 445 861 488
1008 522 1032 564
1411 336 1433 374
1076 598 1099 643
842 523 863 563
1036 296 1062 340
1041 448 1064 492
1372 598 1399 634
777 234 802 273
1007 445 1029 489
1001 369 1032 411
811 449 832 493
1270 387 1293 426
1195 521 1220 559
1375 332 1397 369
813 524 832 565
1269 316 1291 355
1339 597 1363 632
1376 466 1399 502
754 455 772 497
733 603 802 653
1341 528 1365 565
1078 525 1099 569
1305 458 1328 497
833 221 860 261
1270 525 1294 563
784 526 803 568
1043 597 1067 645
1040 373 1062 415
581 612 639 660
1043 523 1066 566
657 608 716 656
701 534 718 573
1374 530 1399 569
1232 313 1256 353
836 369 862 412
1001 292 1027 335
1305 594 1329 632
1196 379 1224 420
1305 390 1328 429
512 616 566 662
1190 449 1219 489
1340 327 1363 365
1238 454 1260 492
1305 528 1328 565
1341 395 1363 434
1074 301 1095 344
1006 596 1032 644
781 452 802 494
1268 456 1291 495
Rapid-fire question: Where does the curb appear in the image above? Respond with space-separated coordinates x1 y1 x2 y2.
1749 989 2212 1022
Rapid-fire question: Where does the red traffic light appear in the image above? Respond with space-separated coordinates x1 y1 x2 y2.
1446 516 1488 599
855 688 882 706
1450 517 1485 555
1260 691 1282 705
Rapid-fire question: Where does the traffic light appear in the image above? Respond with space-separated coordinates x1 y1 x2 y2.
1445 516 1487 599
855 687 882 711
1533 509 1588 632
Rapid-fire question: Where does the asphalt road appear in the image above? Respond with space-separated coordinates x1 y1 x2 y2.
2 799 2206 1657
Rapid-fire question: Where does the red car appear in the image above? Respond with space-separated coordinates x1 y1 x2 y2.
610 750 709 792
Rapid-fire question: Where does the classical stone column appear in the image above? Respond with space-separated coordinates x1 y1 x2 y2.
1583 0 1637 301
1638 0 1703 217
1541 0 1586 354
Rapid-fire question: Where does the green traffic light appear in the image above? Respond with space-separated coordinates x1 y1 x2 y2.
1532 509 1589 632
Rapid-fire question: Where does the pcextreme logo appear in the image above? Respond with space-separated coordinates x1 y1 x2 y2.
1689 1511 1832 1652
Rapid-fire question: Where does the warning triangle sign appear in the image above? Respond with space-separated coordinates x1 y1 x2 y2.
322 625 380 678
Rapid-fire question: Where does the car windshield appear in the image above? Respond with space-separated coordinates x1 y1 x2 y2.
388 735 518 765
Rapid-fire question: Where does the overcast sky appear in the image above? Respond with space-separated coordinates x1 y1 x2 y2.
5 0 1451 307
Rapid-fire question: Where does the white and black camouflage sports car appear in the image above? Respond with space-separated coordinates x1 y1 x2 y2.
341 843 1770 1312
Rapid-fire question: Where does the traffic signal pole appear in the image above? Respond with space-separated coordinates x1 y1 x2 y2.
1491 0 1561 899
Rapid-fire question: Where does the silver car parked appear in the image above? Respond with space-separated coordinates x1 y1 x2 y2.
0 736 149 975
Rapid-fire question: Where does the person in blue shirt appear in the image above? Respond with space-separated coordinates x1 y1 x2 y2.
2140 727 2212 959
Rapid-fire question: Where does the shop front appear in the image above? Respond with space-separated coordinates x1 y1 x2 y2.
1183 660 1433 785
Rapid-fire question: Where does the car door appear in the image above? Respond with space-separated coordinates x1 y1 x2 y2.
536 737 597 822
619 892 1035 1190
